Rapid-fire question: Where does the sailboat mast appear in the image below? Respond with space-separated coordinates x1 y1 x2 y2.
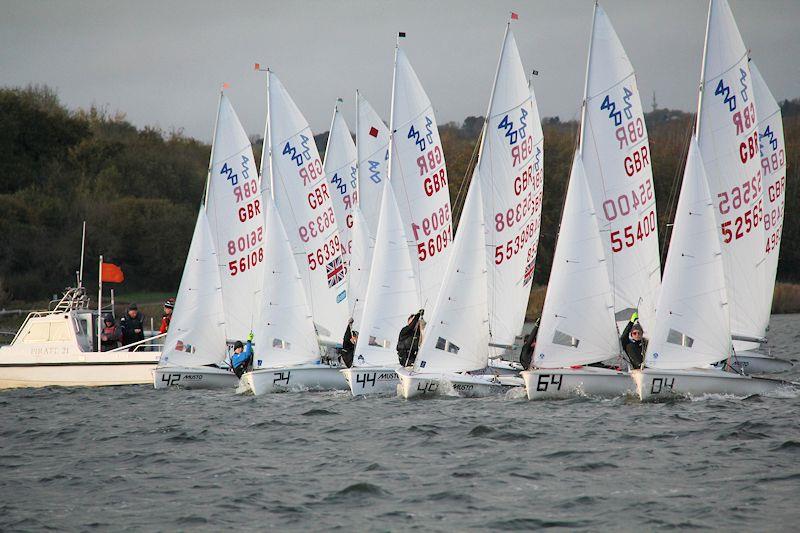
578 1 599 155
265 69 277 199
386 34 401 185
695 0 714 137
355 89 361 202
202 90 224 210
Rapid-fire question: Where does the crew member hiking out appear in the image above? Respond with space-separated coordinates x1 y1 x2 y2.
620 311 645 369
340 318 357 368
159 298 175 334
397 310 424 367
119 303 145 350
100 314 120 351
520 317 540 370
231 332 254 378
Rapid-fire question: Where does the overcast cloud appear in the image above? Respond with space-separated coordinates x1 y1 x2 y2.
2 0 798 142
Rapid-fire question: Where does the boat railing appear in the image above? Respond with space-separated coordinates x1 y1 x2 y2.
108 333 166 353
10 287 92 345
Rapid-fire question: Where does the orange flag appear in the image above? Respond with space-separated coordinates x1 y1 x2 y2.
101 262 124 283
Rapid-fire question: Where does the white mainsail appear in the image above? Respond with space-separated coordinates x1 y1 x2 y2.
347 205 374 321
352 183 420 367
580 4 661 327
322 102 358 263
388 45 454 311
356 91 391 236
695 0 766 344
414 174 488 374
253 195 321 368
751 61 786 339
265 71 348 343
204 94 265 341
535 154 618 368
478 25 545 349
646 139 730 369
158 209 227 368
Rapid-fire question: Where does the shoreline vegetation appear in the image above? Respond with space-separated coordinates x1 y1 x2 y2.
1 85 798 326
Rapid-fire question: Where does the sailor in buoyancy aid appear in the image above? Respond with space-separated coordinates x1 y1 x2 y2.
231 332 254 378
620 312 646 369
520 317 540 370
397 310 424 367
340 318 358 368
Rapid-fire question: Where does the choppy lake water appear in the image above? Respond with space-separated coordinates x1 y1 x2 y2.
1 315 799 531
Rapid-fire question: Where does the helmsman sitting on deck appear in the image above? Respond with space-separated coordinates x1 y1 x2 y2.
620 312 645 370
231 332 254 378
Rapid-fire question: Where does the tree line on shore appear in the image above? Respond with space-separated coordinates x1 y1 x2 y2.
0 85 797 310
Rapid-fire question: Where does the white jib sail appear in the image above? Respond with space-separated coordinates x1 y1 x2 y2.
347 205 374 321
352 183 420 367
356 91 391 236
478 26 544 348
696 0 766 344
253 194 321 368
388 46 454 311
414 174 489 374
266 71 348 344
535 153 619 369
646 138 731 369
580 4 661 328
323 103 358 263
204 94 265 342
159 209 227 368
751 61 786 338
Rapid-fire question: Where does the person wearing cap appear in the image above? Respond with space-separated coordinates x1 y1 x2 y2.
159 298 175 334
620 311 645 369
231 332 254 378
340 318 358 368
100 314 121 351
119 303 145 350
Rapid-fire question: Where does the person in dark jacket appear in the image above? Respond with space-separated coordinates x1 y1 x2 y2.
397 310 424 367
520 317 540 370
231 332 254 378
159 298 175 334
100 314 120 351
340 318 357 368
119 303 145 350
620 311 645 369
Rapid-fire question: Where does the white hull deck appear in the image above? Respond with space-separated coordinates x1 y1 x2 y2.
714 351 795 375
0 352 160 389
153 366 239 390
396 367 510 399
341 366 399 397
238 363 348 395
631 367 793 401
521 366 634 400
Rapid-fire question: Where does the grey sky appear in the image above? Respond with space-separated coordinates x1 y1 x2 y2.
2 0 798 142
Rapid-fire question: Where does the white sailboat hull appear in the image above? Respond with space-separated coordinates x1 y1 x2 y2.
714 352 794 375
631 367 792 401
341 366 399 397
238 363 348 395
0 352 160 389
152 366 238 390
396 367 509 399
521 366 634 400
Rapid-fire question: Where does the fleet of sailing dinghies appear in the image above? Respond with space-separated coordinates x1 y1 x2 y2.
237 194 347 395
341 182 419 396
387 45 454 313
264 70 349 346
632 0 791 400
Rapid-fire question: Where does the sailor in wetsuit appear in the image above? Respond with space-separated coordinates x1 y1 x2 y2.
231 332 254 378
620 312 645 369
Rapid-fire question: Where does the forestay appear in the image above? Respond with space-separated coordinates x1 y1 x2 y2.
478 26 544 348
159 210 227 368
204 94 265 341
580 5 661 327
253 195 321 368
389 46 453 310
751 62 786 337
356 92 391 236
266 71 348 343
535 154 618 368
646 139 730 369
414 175 488 374
695 0 766 343
322 103 358 263
353 183 419 367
